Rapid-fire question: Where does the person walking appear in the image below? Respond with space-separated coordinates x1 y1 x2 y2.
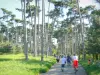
67 54 72 66
56 55 60 63
72 54 78 71
61 55 66 72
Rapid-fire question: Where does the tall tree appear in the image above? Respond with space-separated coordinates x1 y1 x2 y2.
86 10 100 60
33 0 38 56
23 0 28 60
41 0 45 61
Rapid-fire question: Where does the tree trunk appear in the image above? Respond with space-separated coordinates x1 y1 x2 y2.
37 0 40 56
28 0 33 55
41 0 45 61
77 0 85 60
34 0 37 56
23 0 28 60
46 0 50 57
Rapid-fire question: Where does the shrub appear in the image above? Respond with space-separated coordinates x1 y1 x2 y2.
45 63 52 68
12 45 23 54
0 42 23 54
39 67 48 73
0 42 12 53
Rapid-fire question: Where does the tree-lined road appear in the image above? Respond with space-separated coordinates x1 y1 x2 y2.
41 62 87 75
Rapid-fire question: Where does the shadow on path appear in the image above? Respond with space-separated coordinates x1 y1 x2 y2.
41 62 87 75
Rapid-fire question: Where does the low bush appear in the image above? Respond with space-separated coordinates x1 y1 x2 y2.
39 67 49 73
0 42 12 53
12 45 23 54
0 42 23 54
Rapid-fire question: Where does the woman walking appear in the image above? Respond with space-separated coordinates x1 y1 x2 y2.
72 54 78 71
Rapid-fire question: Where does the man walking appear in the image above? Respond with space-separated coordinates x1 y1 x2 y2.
61 55 66 72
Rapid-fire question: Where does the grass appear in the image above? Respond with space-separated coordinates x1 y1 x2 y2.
79 60 100 75
0 54 56 75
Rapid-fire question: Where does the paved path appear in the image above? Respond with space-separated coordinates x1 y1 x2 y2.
41 62 87 75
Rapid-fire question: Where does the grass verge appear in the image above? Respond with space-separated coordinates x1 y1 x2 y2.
0 54 56 75
79 60 100 75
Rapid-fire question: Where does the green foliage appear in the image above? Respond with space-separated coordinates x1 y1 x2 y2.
0 54 56 75
52 48 57 55
53 28 67 39
39 67 48 73
0 34 4 42
26 4 40 18
12 45 23 54
50 0 64 7
86 10 100 55
0 23 7 33
0 42 12 54
80 60 100 75
0 41 23 54
91 10 100 15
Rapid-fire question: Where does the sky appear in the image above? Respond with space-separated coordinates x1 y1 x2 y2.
80 0 100 8
0 0 54 23
0 0 22 19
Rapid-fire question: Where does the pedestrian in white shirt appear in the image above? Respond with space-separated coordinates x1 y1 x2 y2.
61 55 66 72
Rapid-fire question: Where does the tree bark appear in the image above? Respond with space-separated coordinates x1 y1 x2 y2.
41 0 45 61
23 0 28 60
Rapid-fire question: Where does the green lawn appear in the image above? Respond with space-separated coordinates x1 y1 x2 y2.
79 60 100 75
0 54 56 75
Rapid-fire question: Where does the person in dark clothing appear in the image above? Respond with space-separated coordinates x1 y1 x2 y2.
56 56 60 63
67 55 72 66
